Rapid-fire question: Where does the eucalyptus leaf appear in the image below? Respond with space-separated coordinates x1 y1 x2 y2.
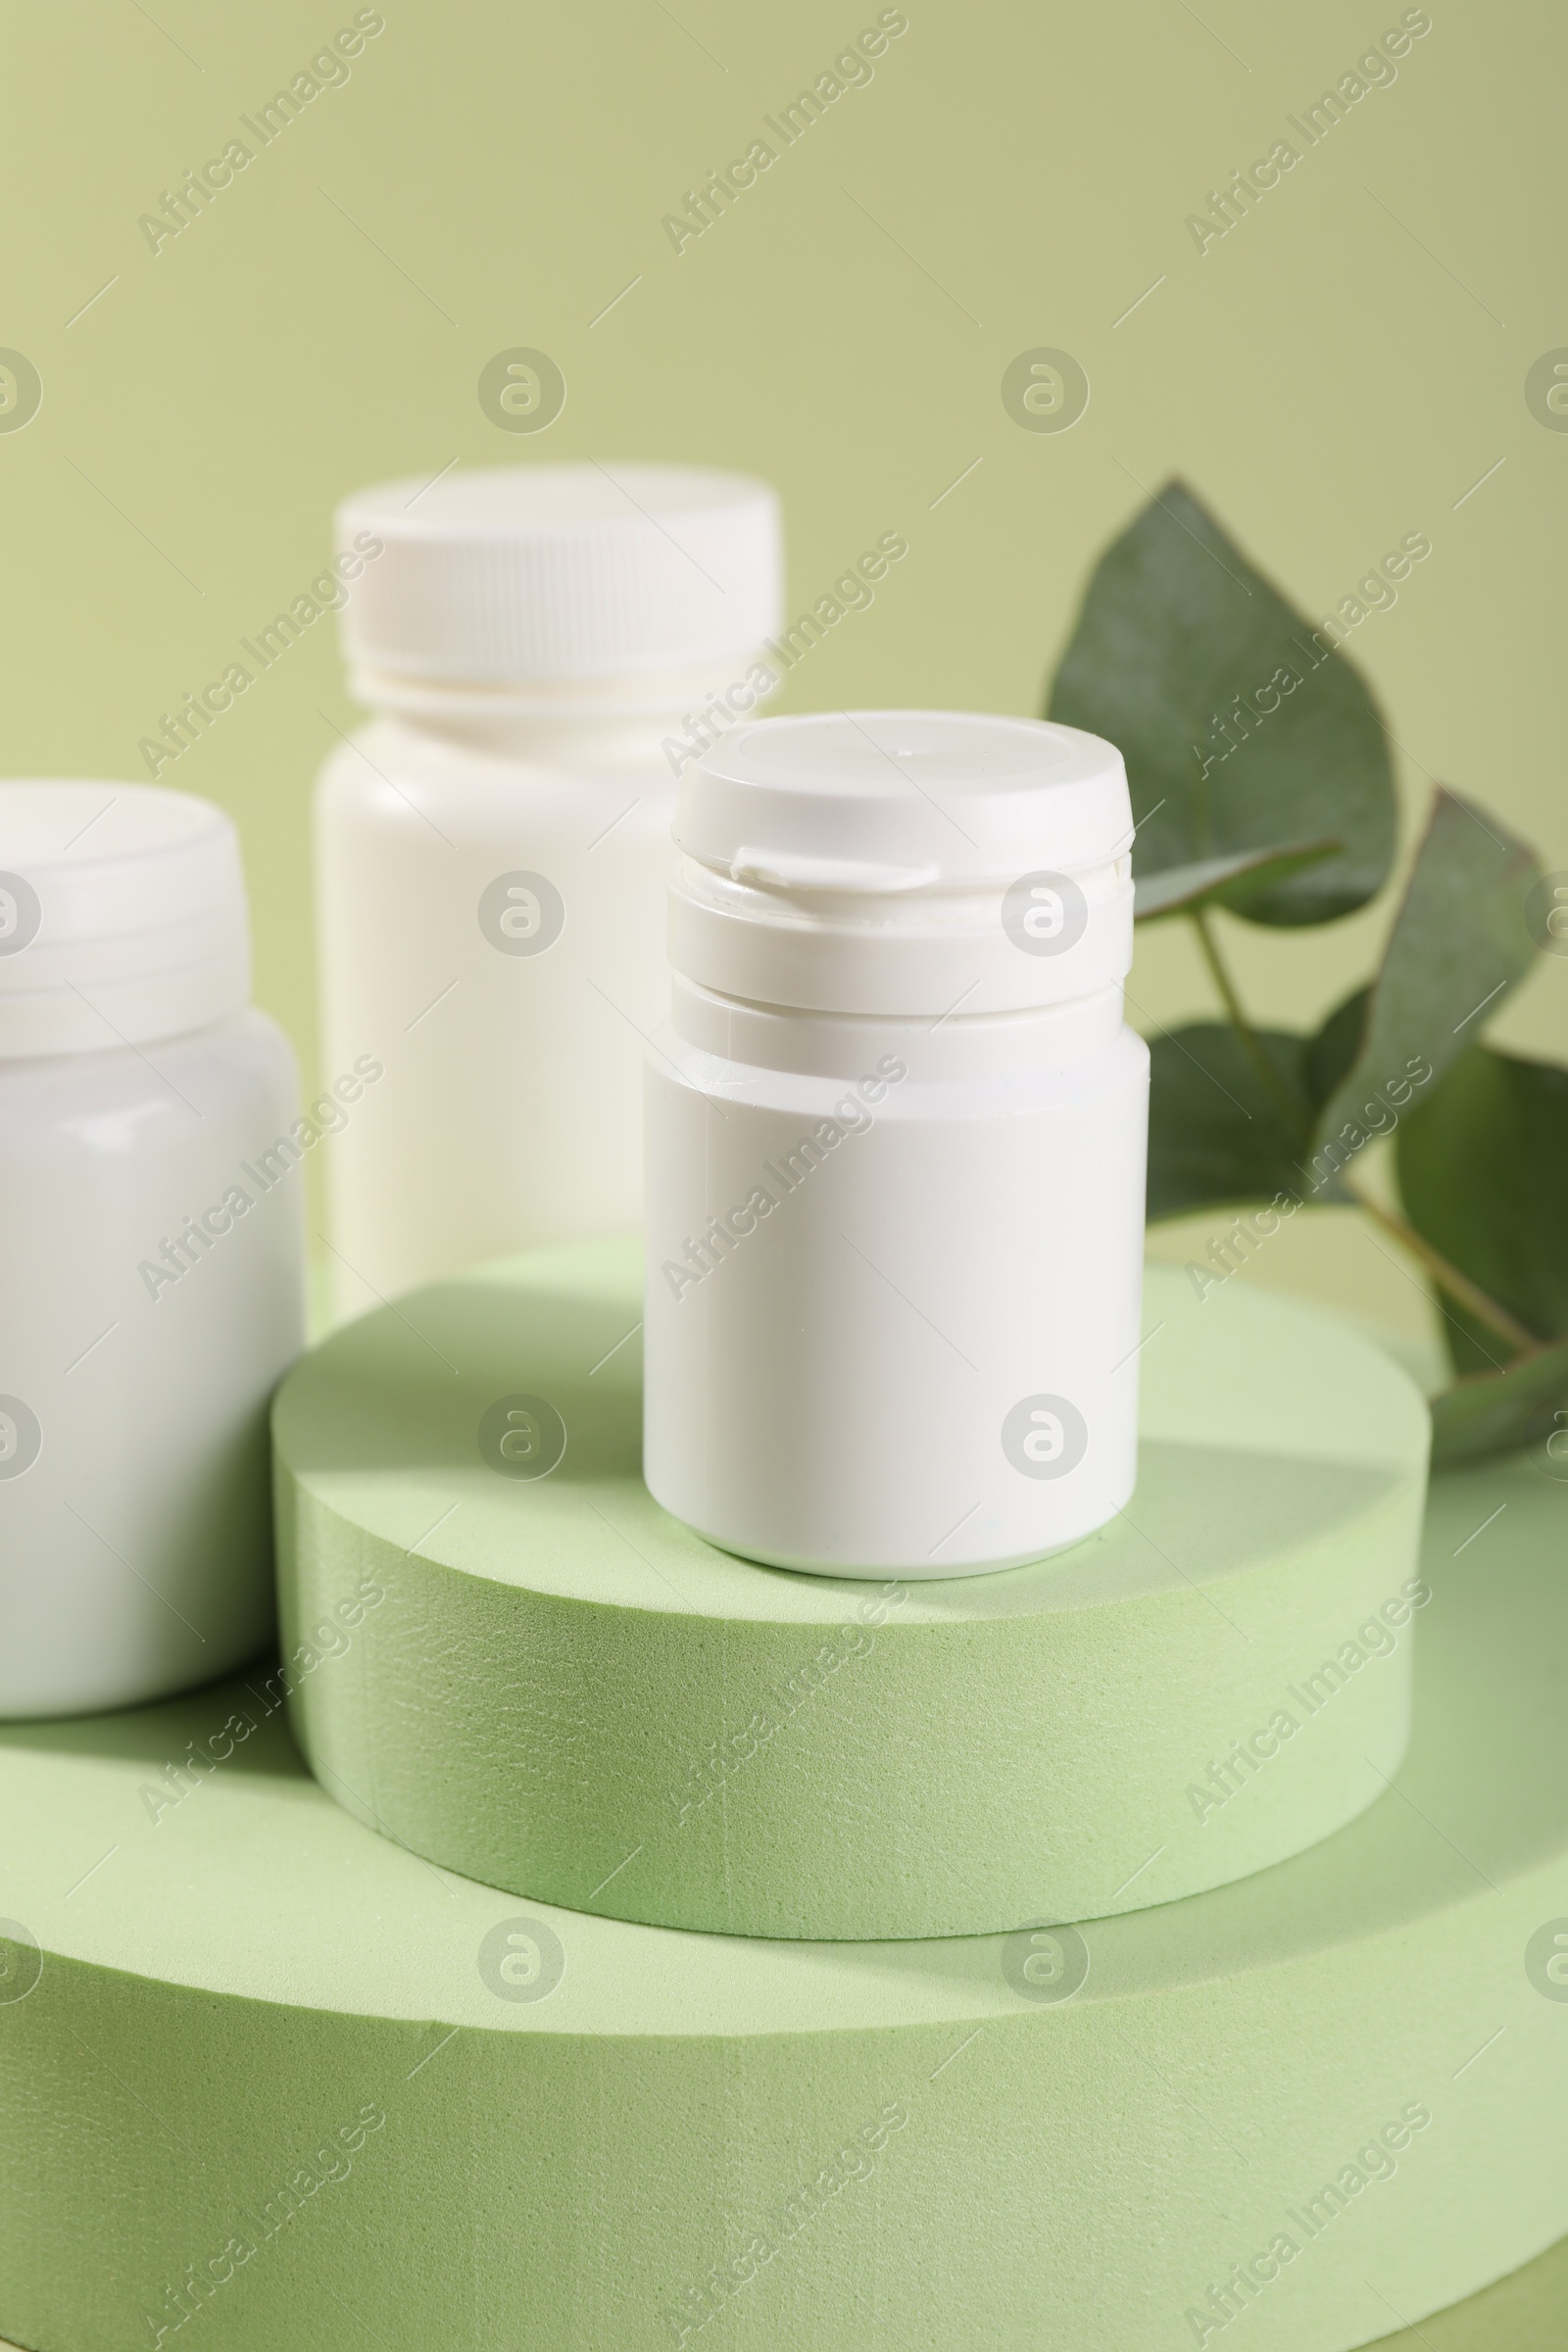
1299 987 1374 1204
1312 789 1543 1169
1144 988 1393 1223
1429 1337 1568 1468
1304 985 1371 1107
1048 481 1396 926
1145 1022 1310 1221
1133 839 1343 923
1396 1045 1568 1376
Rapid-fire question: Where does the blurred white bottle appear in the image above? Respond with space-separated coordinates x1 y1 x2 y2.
315 464 782 1311
0 783 305 1717
644 712 1149 1579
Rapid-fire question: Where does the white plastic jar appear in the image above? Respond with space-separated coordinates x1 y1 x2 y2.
316 463 781 1309
0 783 305 1717
644 711 1149 1579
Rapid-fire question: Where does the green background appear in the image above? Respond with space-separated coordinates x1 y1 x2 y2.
3 0 1563 1331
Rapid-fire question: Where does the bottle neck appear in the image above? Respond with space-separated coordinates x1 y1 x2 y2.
670 973 1126 1081
349 653 779 768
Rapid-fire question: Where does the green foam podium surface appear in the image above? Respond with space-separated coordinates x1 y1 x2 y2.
271 1242 1430 1939
0 2238 1560 2352
2 2230 1562 2351
0 2237 1557 2352
2 1454 1566 2350
1369 2231 1568 2347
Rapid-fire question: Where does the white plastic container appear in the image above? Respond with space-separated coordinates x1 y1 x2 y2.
644 711 1149 1579
316 463 782 1309
0 783 305 1717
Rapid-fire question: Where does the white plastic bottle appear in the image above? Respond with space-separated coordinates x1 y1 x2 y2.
644 711 1149 1579
316 463 782 1310
0 783 305 1717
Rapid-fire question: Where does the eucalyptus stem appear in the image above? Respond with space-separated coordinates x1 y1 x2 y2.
1190 903 1534 1356
1190 906 1311 1141
1344 1183 1537 1355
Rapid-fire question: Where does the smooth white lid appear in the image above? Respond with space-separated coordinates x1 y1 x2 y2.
678 711 1133 889
0 783 249 1058
336 463 783 684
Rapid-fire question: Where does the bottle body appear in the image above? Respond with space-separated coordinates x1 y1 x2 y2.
645 990 1150 1576
316 710 677 1305
0 1010 305 1716
318 459 783 1307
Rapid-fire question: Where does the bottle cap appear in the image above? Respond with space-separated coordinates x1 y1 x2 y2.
0 783 249 1058
680 711 1133 886
335 464 783 685
670 712 1135 1016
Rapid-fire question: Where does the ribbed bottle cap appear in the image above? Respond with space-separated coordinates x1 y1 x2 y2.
0 783 249 1058
679 711 1133 887
336 463 783 684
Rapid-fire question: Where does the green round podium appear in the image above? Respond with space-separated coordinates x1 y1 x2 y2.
271 1242 1431 1939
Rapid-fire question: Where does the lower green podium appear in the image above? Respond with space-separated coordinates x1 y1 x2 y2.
1 1332 1565 2345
